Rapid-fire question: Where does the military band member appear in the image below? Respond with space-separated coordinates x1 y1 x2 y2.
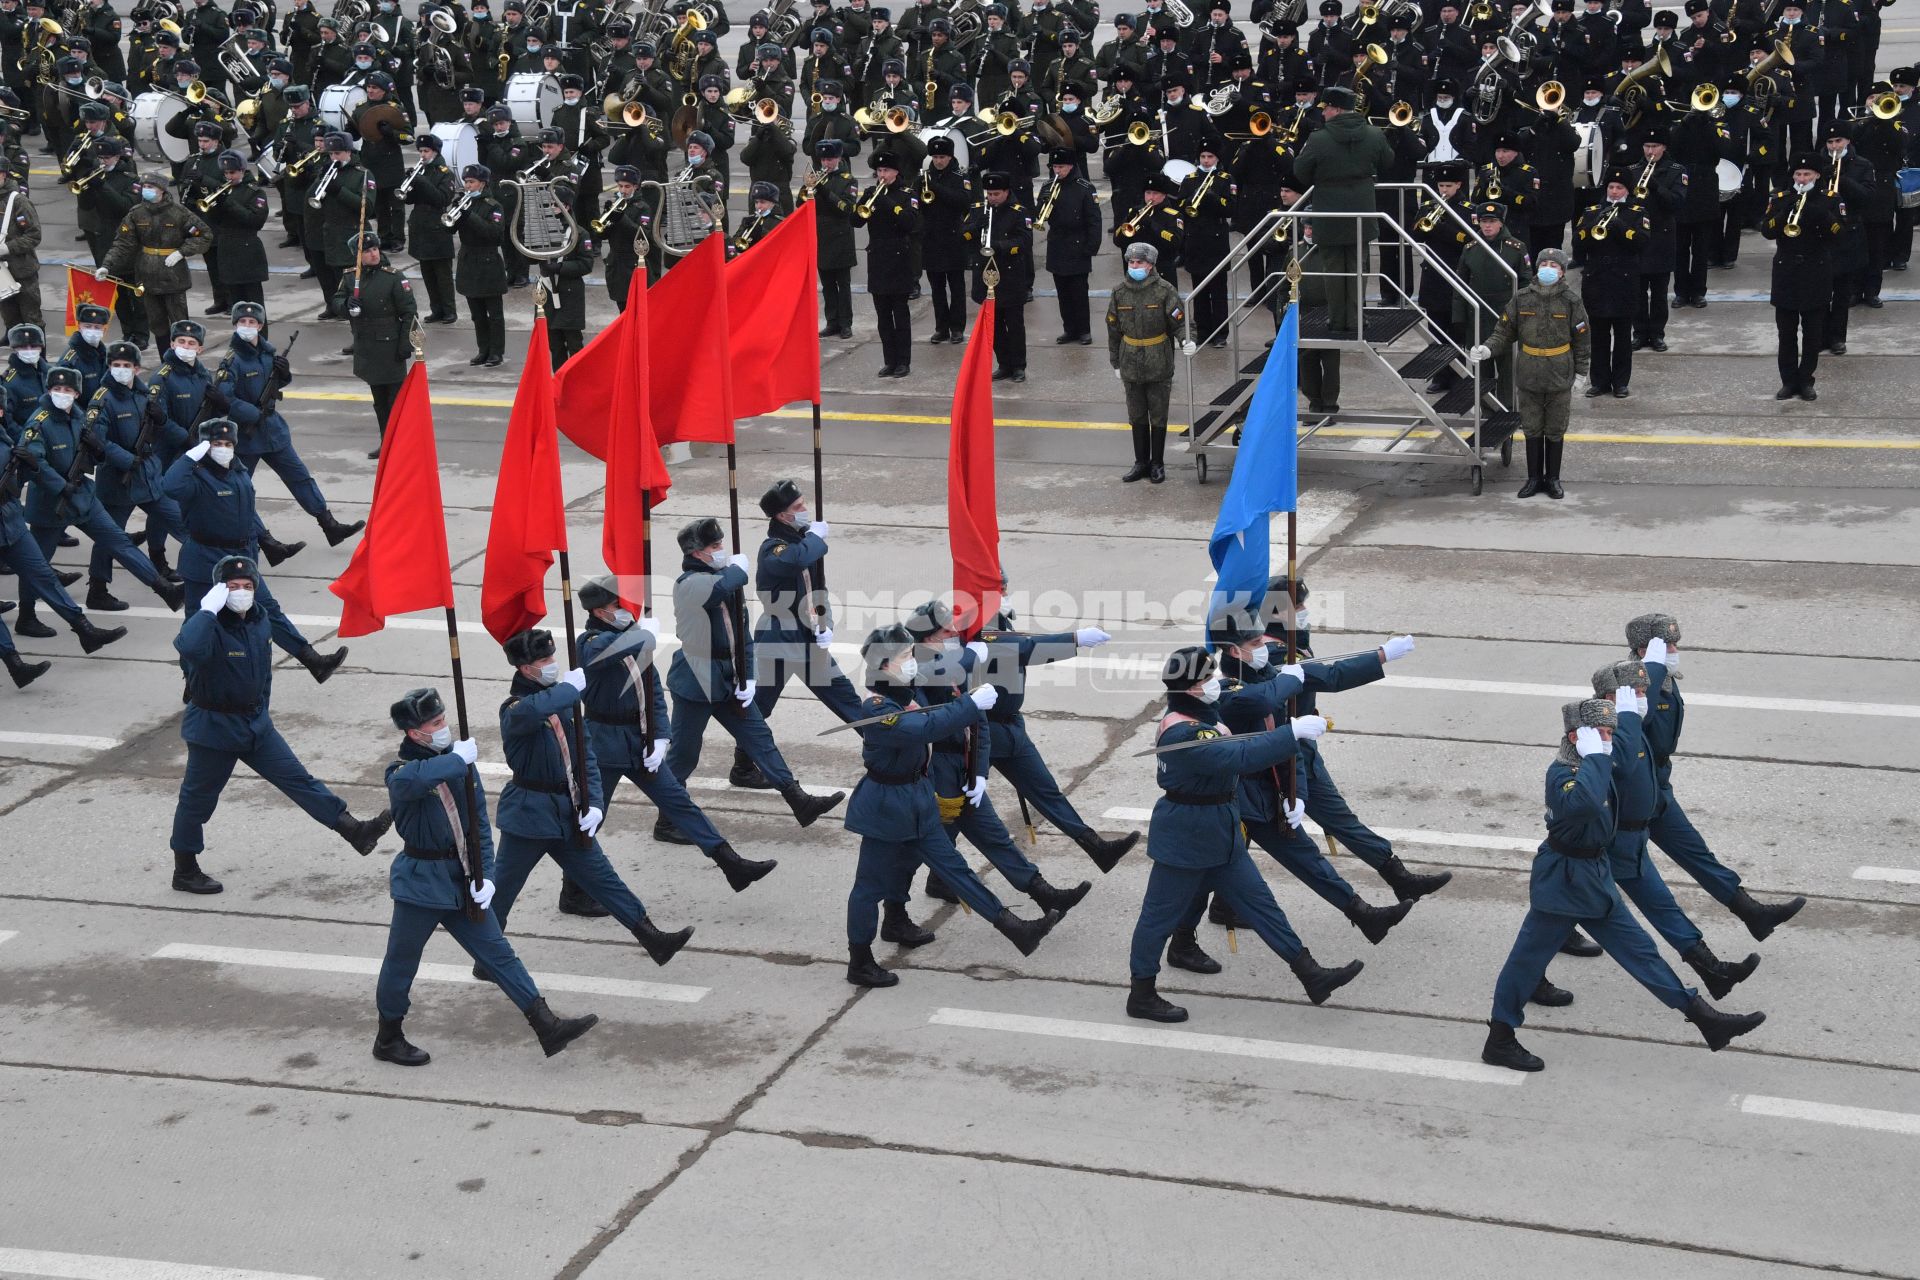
306 132 379 321
1038 147 1100 345
1455 200 1529 411
599 165 651 308
173 123 229 314
1107 242 1190 484
1627 128 1685 352
964 170 1034 381
1471 248 1589 499
451 163 510 367
540 187 593 369
1761 153 1841 402
731 182 784 258
1574 169 1650 399
1111 170 1184 289
740 76 798 212
169 553 393 896
401 134 461 326
854 149 920 376
336 234 418 457
551 73 608 211
201 150 270 310
0 167 41 333
75 139 146 346
920 135 972 344
376 686 601 1065
810 138 858 338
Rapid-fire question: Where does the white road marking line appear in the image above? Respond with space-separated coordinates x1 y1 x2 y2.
1736 1094 1920 1137
0 731 124 751
929 1007 1522 1087
152 942 707 1003
1380 674 1920 719
1099 807 1538 853
1852 867 1920 886
0 1248 326 1280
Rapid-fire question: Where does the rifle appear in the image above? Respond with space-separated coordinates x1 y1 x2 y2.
0 447 25 506
254 329 301 420
51 425 103 522
124 391 166 483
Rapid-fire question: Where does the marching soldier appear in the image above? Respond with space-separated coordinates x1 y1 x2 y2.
1470 247 1591 499
1761 153 1841 402
1038 147 1100 345
56 304 112 407
401 134 461 326
810 138 858 337
83 342 185 601
374 687 600 1065
168 553 393 896
964 171 1034 381
0 166 41 333
1573 167 1650 399
853 149 919 377
336 234 418 457
202 150 270 310
451 163 510 367
843 624 1062 989
0 433 126 675
1107 242 1191 484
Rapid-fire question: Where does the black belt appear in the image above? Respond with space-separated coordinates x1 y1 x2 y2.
513 779 573 795
931 743 968 755
1548 841 1603 859
987 711 1018 725
586 710 643 726
190 699 260 716
195 533 251 550
1654 754 1671 769
1618 820 1649 832
1164 790 1234 806
402 846 459 861
865 768 925 785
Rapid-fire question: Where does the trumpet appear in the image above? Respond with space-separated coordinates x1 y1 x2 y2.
92 271 148 297
1117 202 1149 237
1182 169 1217 218
65 164 106 193
1690 82 1721 114
797 166 821 202
1414 200 1448 233
731 211 765 254
284 145 327 180
1780 188 1807 237
441 188 478 227
396 157 428 199
1826 157 1842 198
853 178 886 218
306 158 342 208
920 170 933 203
1588 202 1619 240
195 178 240 212
1369 100 1416 128
590 192 630 232
1633 156 1655 199
1033 176 1062 230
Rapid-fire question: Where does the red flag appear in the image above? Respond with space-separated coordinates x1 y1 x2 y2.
725 200 821 419
480 318 571 643
603 273 671 583
65 267 119 336
949 300 1001 638
328 363 454 637
650 233 735 445
552 299 626 460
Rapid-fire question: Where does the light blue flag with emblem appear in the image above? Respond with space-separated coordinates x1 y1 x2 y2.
1206 302 1299 641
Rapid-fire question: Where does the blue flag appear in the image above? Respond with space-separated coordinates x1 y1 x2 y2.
1206 303 1299 639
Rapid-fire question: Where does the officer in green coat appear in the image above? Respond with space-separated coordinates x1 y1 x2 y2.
1454 200 1530 410
1472 247 1591 500
1291 85 1393 338
314 132 380 308
333 234 418 459
98 173 213 348
1105 242 1193 485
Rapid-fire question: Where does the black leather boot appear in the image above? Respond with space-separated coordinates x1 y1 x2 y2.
336 809 393 855
1126 976 1188 1023
1379 854 1453 902
525 998 599 1056
1684 995 1766 1051
14 607 55 638
1079 828 1139 873
1289 947 1363 1005
318 510 366 546
86 581 128 611
992 907 1062 956
847 943 898 987
1559 928 1601 957
152 545 183 585
1481 1019 1544 1071
1529 977 1574 1007
257 533 306 566
1207 893 1239 928
558 877 610 917
172 850 223 894
71 615 126 652
729 746 775 789
1728 888 1806 942
923 870 959 902
373 1017 430 1066
1516 434 1543 498
1541 438 1566 499
297 644 349 683
631 915 694 965
155 577 187 611
652 815 695 844
1027 874 1091 915
880 901 936 947
1343 893 1414 944
1166 928 1222 974
4 649 50 688
782 783 846 827
710 841 777 892
1683 943 1761 1000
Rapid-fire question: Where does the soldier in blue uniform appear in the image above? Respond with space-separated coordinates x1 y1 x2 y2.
1 325 49 435
215 301 365 550
169 555 392 895
1481 697 1766 1072
83 343 186 609
570 574 777 917
658 516 845 843
0 432 126 678
10 366 187 634
1631 613 1808 941
844 623 1063 988
1126 645 1366 1024
374 687 599 1065
55 304 113 406
477 628 695 970
162 417 349 683
732 478 865 789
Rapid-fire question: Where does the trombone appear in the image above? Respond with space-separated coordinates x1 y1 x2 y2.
1848 91 1901 121
1116 202 1150 237
1099 120 1161 152
1368 100 1416 128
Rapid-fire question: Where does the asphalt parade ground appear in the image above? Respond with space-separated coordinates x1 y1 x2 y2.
4 11 1920 1280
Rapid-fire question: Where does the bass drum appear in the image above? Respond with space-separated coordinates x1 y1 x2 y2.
428 119 482 177
1715 158 1744 203
320 83 368 135
1571 120 1605 189
506 72 561 128
1897 166 1920 210
131 91 189 166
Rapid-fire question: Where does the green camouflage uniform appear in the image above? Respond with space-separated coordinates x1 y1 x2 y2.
1106 271 1188 468
1484 277 1591 440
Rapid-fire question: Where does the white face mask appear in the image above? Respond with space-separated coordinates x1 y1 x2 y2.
1793 178 1815 193
563 92 581 105
209 444 236 467
226 587 254 613
429 725 454 750
49 390 76 411
893 656 919 682
236 324 261 343
1434 97 1454 110
1244 644 1270 670
15 349 39 365
110 365 135 385
537 660 561 686
609 607 635 629
80 326 104 345
174 344 198 364
1583 94 1601 107
789 510 813 530
1197 677 1223 704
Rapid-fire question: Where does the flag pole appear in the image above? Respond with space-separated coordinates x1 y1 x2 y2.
725 438 750 695
811 400 824 518
535 281 593 844
641 490 660 745
444 604 487 923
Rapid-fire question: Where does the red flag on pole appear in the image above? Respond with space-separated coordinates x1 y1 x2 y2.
328 363 455 637
65 267 119 336
603 272 671 582
725 200 821 419
650 233 735 445
552 299 627 460
949 299 1001 638
480 317 571 643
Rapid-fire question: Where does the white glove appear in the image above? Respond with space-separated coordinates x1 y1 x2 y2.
809 520 830 539
734 679 757 706
968 684 1000 710
644 738 669 772
966 640 989 663
1113 367 1123 380
1643 635 1669 667
164 250 183 266
185 439 212 461
1283 798 1306 830
1181 339 1198 357
1636 692 1649 716
964 775 989 806
1575 726 1610 757
1571 373 1588 395
1075 626 1110 648
727 552 750 572
814 627 834 650
468 878 496 909
1468 343 1491 362
93 266 109 281
1382 635 1416 662
1279 662 1305 682
451 737 478 765
1614 685 1636 717
560 666 587 692
198 582 229 613
578 805 604 836
640 615 661 637
1289 714 1328 740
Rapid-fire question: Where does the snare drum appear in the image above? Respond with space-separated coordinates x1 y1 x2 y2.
506 72 561 128
1571 121 1604 189
131 91 189 165
1715 158 1744 203
427 119 481 176
1897 167 1920 210
320 83 368 134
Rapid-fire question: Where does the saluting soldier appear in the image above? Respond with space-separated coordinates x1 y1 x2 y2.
963 170 1034 381
1761 152 1841 402
374 687 601 1066
1107 243 1190 484
1472 247 1590 499
0 167 42 334
451 163 510 367
810 138 859 337
1574 166 1651 399
1038 146 1100 345
853 149 920 377
335 234 418 457
401 134 461 326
